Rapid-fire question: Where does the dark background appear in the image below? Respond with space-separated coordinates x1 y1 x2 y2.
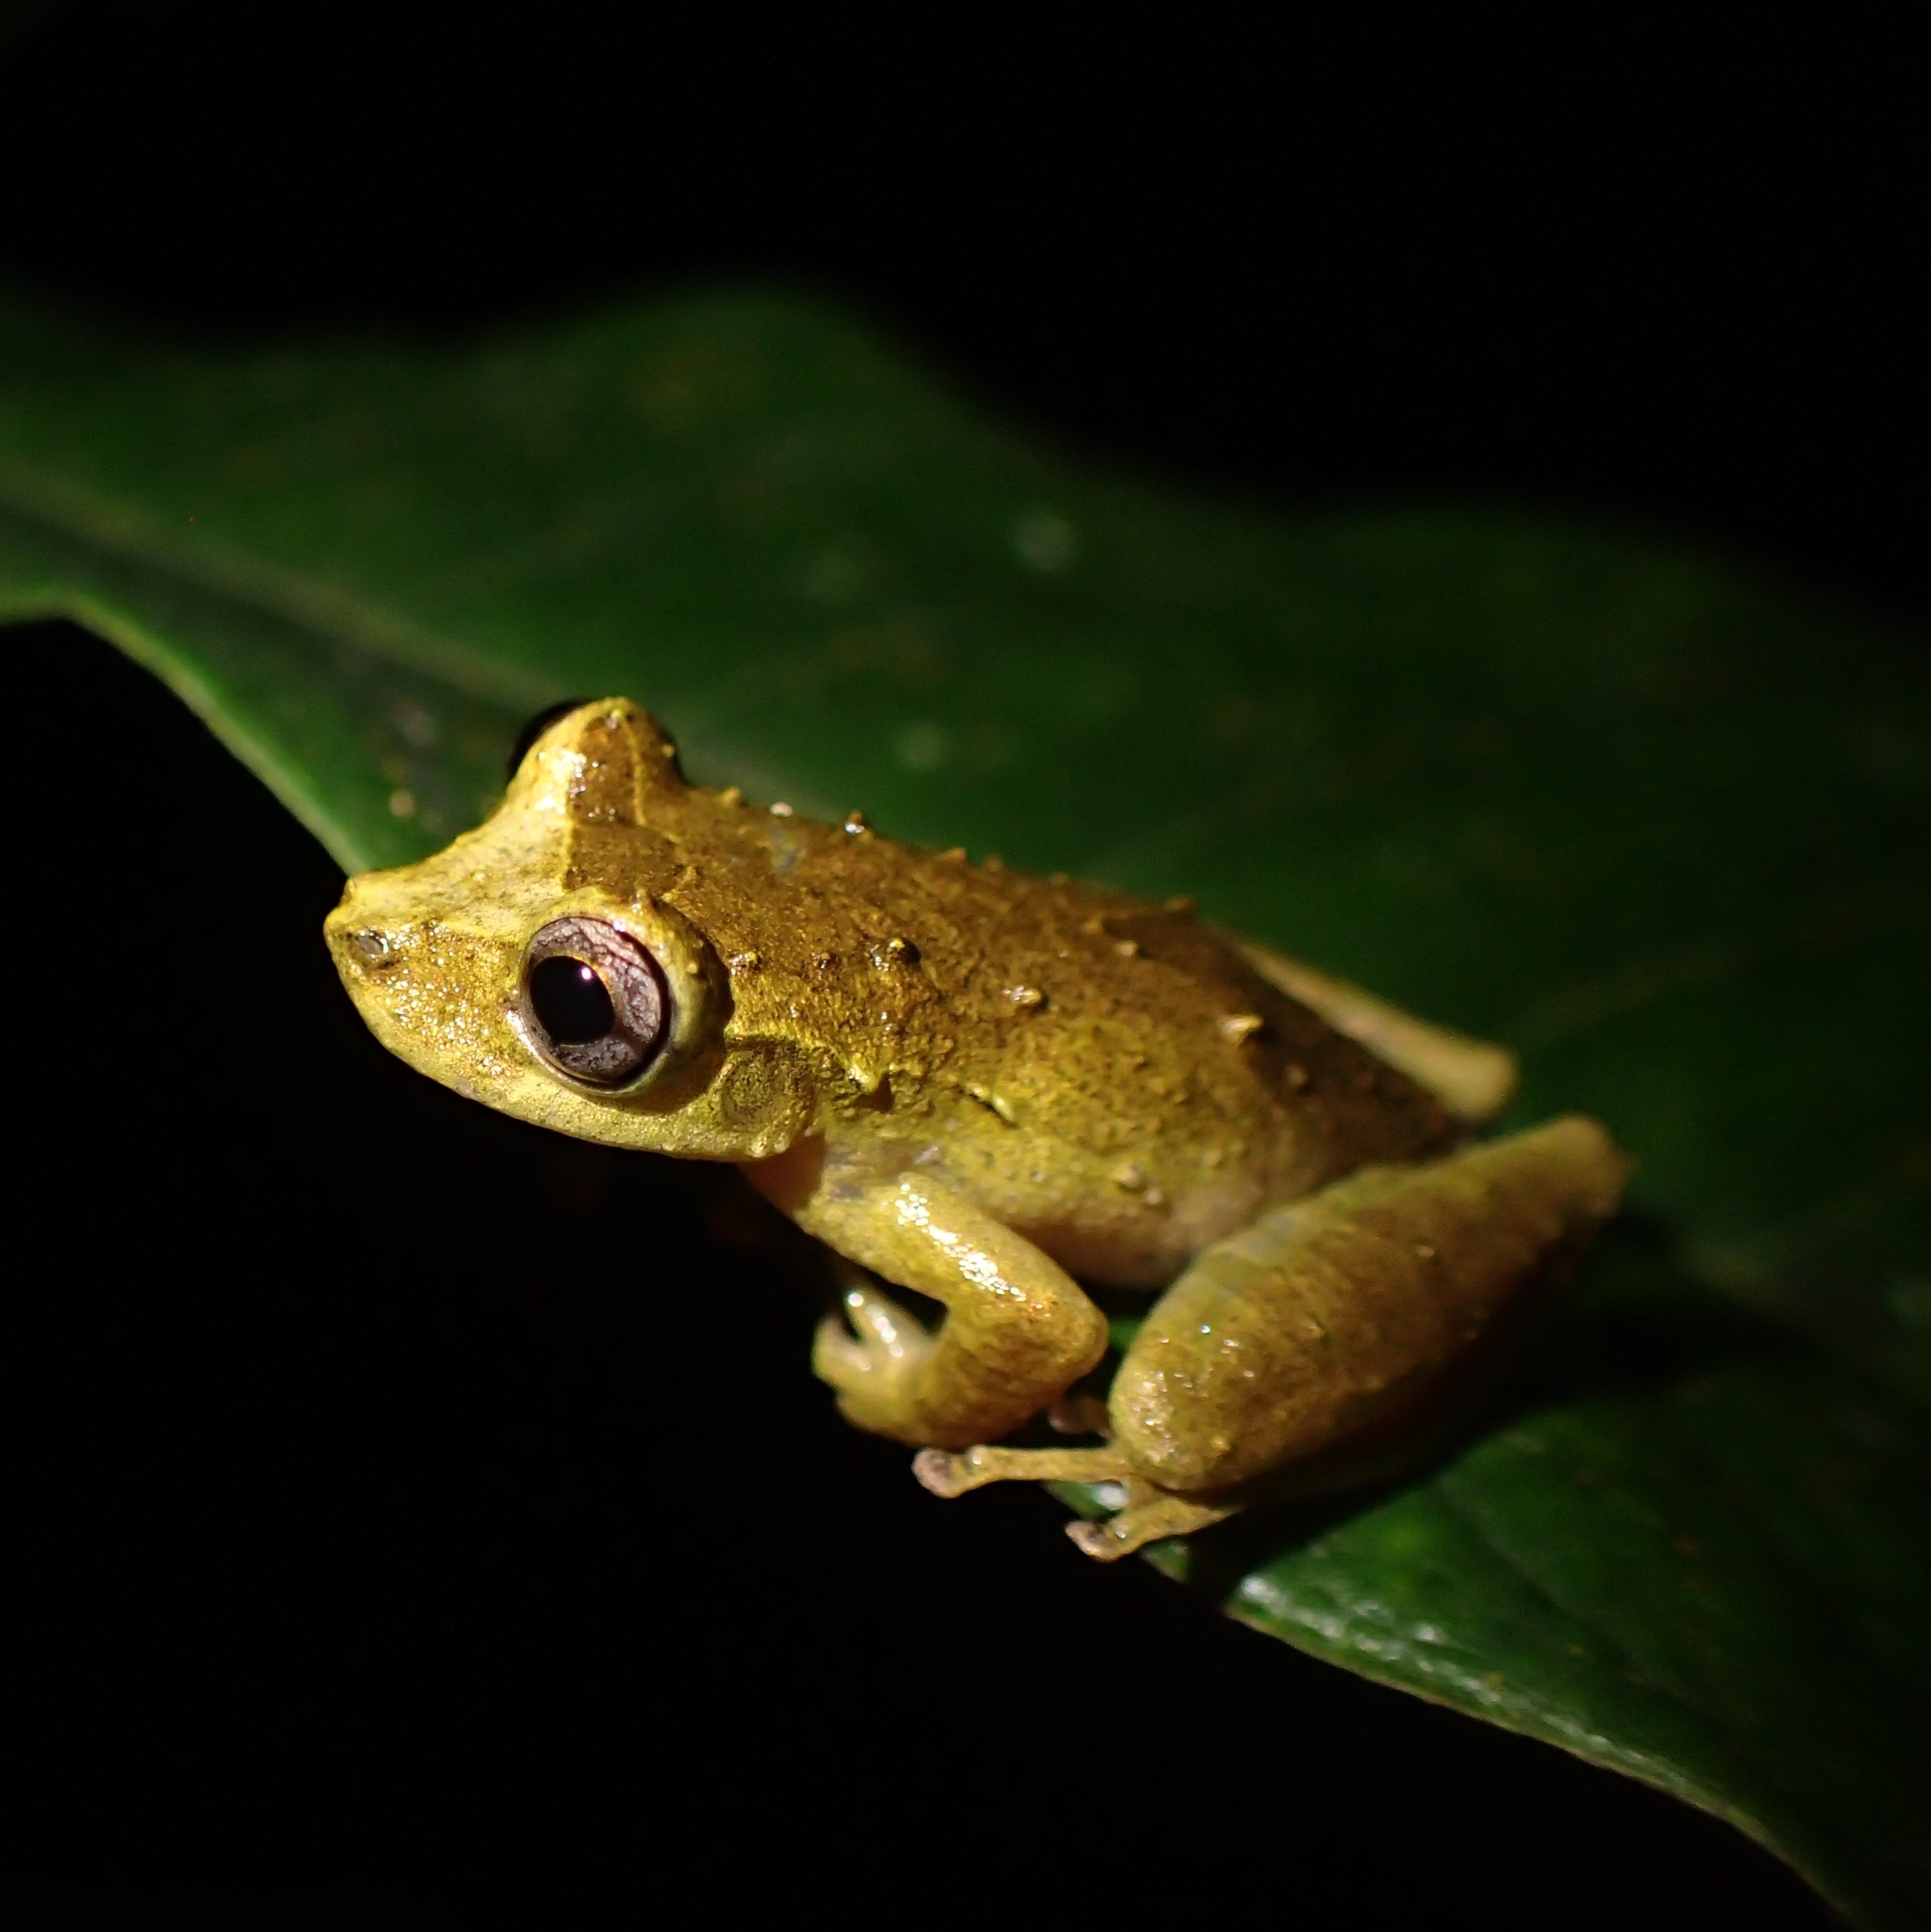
1 5 1918 1925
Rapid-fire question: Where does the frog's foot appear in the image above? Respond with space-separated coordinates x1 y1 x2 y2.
912 1446 1240 1562
1064 1488 1239 1562
912 1442 1130 1497
812 1269 939 1442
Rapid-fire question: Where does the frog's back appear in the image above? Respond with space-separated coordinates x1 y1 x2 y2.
875 855 1456 1283
645 793 1455 1286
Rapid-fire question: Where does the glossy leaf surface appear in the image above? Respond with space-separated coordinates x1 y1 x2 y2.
2 292 1925 1926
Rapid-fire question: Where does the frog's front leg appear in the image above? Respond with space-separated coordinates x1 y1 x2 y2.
789 1169 1112 1448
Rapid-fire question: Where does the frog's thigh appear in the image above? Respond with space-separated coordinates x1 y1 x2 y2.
803 1174 1110 1449
1111 1115 1628 1495
1234 936 1518 1123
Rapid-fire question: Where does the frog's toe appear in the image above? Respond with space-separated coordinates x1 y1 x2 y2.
811 1313 872 1390
810 1272 943 1439
812 1273 935 1390
838 1272 936 1359
912 1447 973 1497
1065 1490 1239 1563
810 1311 917 1404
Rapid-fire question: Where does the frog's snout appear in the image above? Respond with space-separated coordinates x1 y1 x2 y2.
323 878 408 980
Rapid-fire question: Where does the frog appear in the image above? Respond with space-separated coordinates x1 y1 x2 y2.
325 699 1628 1559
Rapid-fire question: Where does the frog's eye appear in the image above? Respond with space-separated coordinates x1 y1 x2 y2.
520 917 667 1086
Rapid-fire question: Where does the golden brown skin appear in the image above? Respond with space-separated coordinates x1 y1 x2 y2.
326 701 1627 1558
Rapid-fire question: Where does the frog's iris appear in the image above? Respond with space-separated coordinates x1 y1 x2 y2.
520 916 667 1086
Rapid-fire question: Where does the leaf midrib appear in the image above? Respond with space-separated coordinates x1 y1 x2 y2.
0 459 554 709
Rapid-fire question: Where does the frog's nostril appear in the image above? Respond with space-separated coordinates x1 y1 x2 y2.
348 928 397 967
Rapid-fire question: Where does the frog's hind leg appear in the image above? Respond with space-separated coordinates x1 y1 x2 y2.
1108 1115 1629 1500
917 1117 1628 1564
1232 936 1518 1124
1065 1489 1240 1561
912 1448 1238 1562
912 1442 1128 1495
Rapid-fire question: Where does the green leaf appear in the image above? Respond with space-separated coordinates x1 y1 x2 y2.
2 290 1925 1927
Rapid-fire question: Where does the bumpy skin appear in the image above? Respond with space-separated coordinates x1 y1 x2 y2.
326 701 1627 1558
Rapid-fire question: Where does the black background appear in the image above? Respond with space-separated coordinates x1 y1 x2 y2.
1 5 1917 1926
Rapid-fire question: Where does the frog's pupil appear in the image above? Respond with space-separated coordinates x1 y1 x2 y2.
529 955 616 1043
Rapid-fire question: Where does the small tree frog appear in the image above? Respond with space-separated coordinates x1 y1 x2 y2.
326 701 1627 1558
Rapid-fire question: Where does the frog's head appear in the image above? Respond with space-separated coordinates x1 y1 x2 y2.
324 699 814 1159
